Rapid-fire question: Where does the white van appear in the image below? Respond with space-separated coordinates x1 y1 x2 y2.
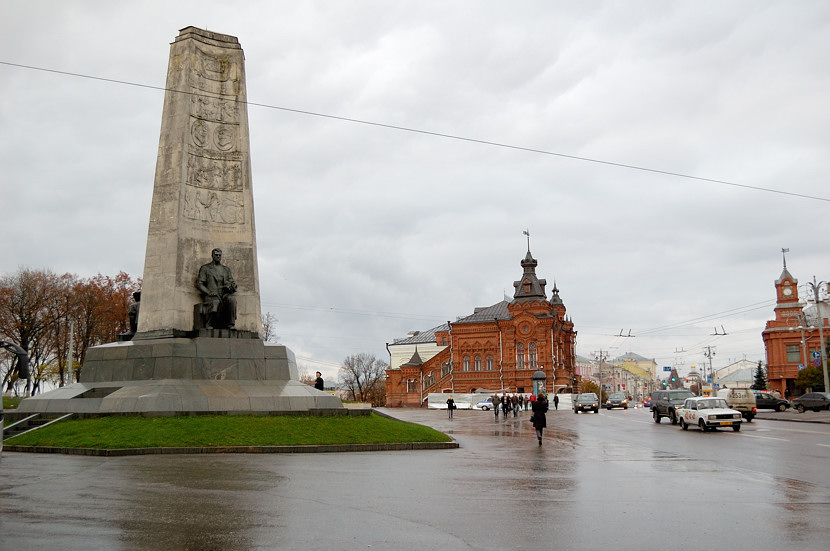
717 387 757 422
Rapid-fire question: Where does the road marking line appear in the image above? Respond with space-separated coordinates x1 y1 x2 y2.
740 434 789 442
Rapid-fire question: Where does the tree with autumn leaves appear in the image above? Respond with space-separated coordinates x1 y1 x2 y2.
0 268 140 395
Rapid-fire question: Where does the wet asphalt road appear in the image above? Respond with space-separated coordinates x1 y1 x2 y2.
1 406 829 550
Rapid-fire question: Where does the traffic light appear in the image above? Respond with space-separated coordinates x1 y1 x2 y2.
662 380 667 387
671 376 676 382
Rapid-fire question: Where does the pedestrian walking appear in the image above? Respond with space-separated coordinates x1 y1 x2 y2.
531 392 549 446
553 394 559 410
512 394 519 416
518 394 524 411
447 396 455 419
492 394 500 419
502 395 510 417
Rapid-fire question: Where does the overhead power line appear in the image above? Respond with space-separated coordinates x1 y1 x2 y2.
3 60 829 203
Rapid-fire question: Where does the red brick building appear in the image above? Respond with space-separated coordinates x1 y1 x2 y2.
385 249 577 407
762 263 828 397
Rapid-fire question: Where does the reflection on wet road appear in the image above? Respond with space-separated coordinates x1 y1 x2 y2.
1 406 829 550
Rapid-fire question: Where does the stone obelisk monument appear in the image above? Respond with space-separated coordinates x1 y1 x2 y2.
138 26 261 338
16 27 342 415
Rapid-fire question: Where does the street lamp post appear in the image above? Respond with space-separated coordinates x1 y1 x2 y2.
807 276 829 392
787 313 814 375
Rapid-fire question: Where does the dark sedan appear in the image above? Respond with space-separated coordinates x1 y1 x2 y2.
605 392 629 410
752 391 789 412
791 392 830 413
573 392 599 414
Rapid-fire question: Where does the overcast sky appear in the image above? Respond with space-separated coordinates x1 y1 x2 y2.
2 1 829 383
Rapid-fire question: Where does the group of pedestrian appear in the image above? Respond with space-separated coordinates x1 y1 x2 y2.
490 393 532 418
488 391 553 446
444 391 556 446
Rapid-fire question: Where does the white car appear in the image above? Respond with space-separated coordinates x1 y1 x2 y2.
474 399 495 411
676 397 743 432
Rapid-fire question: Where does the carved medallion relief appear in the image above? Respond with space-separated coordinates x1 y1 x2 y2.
183 48 245 225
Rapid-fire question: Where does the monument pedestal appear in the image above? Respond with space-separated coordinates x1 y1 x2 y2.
16 338 343 416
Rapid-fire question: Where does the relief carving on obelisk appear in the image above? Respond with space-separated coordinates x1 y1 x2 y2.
183 47 244 225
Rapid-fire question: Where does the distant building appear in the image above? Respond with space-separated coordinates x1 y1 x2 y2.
714 359 757 389
385 248 577 407
762 260 829 397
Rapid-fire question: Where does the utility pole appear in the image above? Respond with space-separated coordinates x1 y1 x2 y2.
807 276 829 392
594 350 608 401
703 346 716 395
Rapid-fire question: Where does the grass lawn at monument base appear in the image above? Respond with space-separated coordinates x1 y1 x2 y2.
4 412 450 449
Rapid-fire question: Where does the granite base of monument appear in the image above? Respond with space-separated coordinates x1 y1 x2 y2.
16 338 343 416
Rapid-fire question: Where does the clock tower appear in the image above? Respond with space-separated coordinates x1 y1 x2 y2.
763 249 809 397
774 252 801 315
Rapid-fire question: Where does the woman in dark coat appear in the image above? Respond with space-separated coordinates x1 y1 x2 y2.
531 393 549 446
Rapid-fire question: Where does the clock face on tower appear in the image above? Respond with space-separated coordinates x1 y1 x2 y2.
783 286 793 296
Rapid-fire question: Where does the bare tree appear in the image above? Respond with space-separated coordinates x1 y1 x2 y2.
338 353 387 406
261 312 280 343
297 366 315 387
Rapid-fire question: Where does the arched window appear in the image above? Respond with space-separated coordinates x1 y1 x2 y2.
486 355 494 371
474 356 482 371
516 343 525 369
463 356 470 372
529 342 537 369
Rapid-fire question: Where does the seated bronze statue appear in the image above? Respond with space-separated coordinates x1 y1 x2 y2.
195 248 237 330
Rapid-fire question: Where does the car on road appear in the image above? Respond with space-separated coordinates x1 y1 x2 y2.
791 392 830 413
605 392 629 410
676 397 743 432
474 399 494 411
651 389 695 424
752 390 790 412
717 387 757 421
573 392 600 414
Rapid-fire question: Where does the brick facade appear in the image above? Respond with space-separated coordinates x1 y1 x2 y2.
386 249 577 407
762 265 828 397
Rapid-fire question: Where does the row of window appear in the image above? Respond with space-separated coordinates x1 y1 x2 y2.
786 344 821 363
459 343 539 372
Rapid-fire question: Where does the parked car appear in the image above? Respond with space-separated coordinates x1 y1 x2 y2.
651 389 695 424
474 399 494 411
752 390 790 412
573 392 599 414
676 397 743 432
791 392 830 413
605 392 629 410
